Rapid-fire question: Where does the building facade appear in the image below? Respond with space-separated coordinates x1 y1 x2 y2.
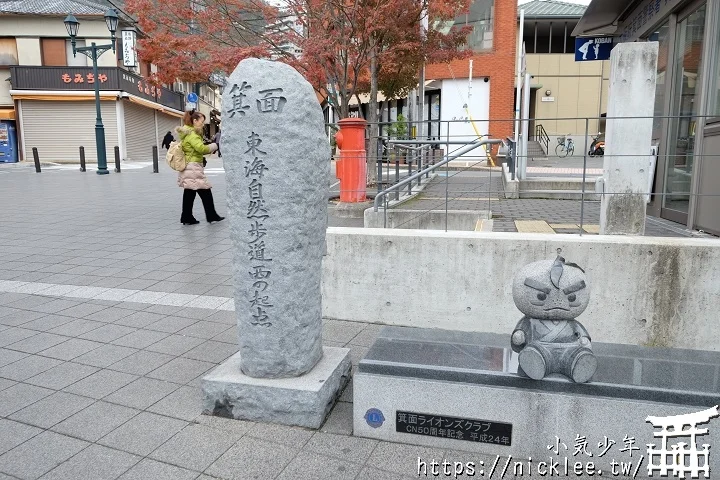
0 0 221 164
424 0 517 154
339 0 515 160
575 0 720 235
520 0 610 140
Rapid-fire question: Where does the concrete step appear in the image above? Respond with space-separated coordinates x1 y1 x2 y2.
518 177 600 200
527 140 547 158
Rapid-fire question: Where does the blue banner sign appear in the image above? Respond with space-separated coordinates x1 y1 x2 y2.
575 37 614 62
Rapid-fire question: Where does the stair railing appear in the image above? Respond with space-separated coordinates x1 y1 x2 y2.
535 124 550 155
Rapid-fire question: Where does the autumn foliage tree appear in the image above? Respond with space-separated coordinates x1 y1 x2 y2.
126 0 472 182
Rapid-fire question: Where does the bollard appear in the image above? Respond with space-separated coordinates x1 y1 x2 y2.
418 155 422 186
114 146 121 173
32 147 41 173
79 146 86 172
408 161 413 195
152 146 159 173
376 158 382 194
395 160 400 201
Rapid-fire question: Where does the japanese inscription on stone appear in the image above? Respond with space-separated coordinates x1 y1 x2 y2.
396 411 513 446
222 58 330 378
244 130 273 326
230 84 287 328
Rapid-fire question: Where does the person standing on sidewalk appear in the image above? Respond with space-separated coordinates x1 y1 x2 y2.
212 128 222 158
176 111 225 225
161 131 174 150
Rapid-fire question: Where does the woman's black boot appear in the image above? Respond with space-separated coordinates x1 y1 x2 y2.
181 189 199 225
198 189 225 223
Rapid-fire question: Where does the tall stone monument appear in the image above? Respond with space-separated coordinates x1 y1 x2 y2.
600 42 658 235
201 58 351 428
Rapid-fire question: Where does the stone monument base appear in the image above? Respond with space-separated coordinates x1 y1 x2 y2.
354 327 720 475
202 346 351 429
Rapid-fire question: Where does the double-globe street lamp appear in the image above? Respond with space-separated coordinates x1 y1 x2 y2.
64 10 119 175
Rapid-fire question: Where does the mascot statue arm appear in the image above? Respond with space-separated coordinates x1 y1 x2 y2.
511 316 531 353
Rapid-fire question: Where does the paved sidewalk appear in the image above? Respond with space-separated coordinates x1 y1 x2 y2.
0 160 501 480
399 172 708 238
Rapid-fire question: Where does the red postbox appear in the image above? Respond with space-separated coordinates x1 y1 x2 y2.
335 118 367 203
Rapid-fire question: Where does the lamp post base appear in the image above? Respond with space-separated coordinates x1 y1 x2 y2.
95 124 108 175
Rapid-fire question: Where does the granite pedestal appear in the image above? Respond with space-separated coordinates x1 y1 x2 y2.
203 346 351 429
354 327 720 477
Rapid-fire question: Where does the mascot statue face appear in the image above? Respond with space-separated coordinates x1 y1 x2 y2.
512 256 590 320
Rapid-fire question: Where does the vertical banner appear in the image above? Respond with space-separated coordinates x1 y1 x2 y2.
121 30 137 67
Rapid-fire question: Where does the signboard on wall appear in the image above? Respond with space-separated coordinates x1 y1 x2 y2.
122 30 137 67
575 37 614 62
618 0 683 43
10 66 183 111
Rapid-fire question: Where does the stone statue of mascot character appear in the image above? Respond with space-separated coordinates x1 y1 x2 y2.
511 256 597 383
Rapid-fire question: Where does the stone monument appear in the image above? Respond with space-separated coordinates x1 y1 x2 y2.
201 58 351 428
510 256 597 383
600 42 659 235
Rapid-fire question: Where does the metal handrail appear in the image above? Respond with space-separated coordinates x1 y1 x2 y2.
535 124 550 155
391 143 429 152
373 138 502 212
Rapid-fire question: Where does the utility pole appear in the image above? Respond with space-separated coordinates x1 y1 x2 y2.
417 9 429 140
514 9 525 156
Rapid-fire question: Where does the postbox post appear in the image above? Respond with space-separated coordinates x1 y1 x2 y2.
334 118 367 202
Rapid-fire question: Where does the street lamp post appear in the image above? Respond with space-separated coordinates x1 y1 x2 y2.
64 10 119 175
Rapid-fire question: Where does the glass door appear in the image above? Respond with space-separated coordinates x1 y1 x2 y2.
662 3 707 223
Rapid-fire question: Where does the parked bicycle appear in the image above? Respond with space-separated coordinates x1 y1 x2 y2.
555 135 575 158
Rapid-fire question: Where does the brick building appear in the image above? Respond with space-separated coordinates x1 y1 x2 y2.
425 0 517 151
342 0 517 162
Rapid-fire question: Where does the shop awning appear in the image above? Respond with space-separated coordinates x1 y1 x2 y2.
126 94 183 118
10 90 119 101
572 0 637 37
0 109 15 120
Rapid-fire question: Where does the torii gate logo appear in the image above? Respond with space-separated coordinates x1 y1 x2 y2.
646 406 719 478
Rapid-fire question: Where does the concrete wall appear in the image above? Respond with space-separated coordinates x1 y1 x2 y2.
322 228 720 351
15 38 42 65
526 54 610 136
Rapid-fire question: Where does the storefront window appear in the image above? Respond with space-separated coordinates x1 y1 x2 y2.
435 0 494 52
710 20 720 115
663 3 707 217
649 23 671 147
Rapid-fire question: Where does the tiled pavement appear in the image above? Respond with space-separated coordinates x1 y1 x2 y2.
0 158 708 479
0 160 501 479
399 172 709 238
